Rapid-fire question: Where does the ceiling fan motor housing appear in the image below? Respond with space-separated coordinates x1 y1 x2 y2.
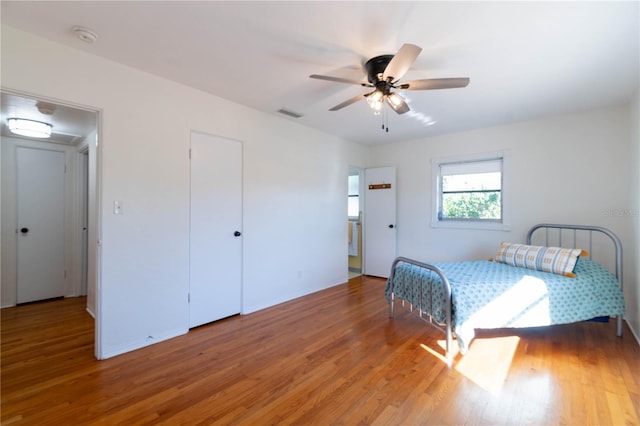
365 55 394 84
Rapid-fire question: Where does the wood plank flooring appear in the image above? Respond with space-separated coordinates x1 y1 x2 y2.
2 276 639 425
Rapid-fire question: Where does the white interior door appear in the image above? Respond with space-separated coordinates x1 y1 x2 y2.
364 166 397 278
16 146 66 303
189 132 242 328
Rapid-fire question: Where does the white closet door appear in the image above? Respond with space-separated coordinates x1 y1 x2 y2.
189 132 242 328
364 166 397 278
16 146 66 303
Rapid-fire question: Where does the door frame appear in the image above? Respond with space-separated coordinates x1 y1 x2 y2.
1 88 103 358
77 147 89 296
348 166 365 276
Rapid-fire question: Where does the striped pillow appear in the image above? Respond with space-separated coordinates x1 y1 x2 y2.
494 242 583 278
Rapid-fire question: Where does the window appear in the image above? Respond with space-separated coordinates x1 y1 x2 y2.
432 152 510 230
348 174 360 219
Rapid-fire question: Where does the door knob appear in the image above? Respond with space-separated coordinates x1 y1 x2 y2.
388 224 394 229
234 231 242 237
20 227 29 234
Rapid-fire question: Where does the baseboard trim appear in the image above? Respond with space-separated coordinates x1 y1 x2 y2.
99 328 187 360
626 318 640 347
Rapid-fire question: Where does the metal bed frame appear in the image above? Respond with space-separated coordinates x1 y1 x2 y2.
388 223 624 367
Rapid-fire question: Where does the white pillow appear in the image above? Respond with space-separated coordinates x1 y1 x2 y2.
494 242 584 278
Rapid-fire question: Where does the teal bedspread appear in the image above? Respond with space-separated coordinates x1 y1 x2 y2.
385 258 625 353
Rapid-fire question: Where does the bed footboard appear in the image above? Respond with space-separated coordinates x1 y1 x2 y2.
388 257 454 367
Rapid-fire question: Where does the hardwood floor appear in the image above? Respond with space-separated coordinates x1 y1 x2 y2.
2 276 639 425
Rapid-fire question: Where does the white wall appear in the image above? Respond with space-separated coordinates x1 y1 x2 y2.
1 27 367 358
0 140 18 308
370 106 639 341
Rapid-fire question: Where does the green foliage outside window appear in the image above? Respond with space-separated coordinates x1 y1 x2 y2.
441 191 501 220
440 171 502 220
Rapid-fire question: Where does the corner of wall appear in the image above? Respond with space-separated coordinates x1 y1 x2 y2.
627 90 640 345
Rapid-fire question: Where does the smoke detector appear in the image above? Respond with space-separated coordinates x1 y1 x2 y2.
36 101 56 115
72 26 98 44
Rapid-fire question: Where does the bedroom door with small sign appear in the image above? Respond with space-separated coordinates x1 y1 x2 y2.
364 166 396 278
189 132 242 328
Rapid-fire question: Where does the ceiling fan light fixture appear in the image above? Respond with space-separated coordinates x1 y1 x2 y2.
371 99 383 113
387 92 404 108
366 90 384 113
7 118 52 138
310 43 469 120
367 90 383 104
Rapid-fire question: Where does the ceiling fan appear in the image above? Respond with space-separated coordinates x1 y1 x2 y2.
310 43 469 116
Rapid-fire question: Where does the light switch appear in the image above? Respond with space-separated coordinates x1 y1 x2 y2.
113 200 122 215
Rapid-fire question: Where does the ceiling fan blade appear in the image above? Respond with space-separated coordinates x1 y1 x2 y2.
382 43 422 82
310 74 372 87
397 77 470 91
329 93 367 111
386 95 410 115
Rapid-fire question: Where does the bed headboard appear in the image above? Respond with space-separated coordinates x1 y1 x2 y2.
526 223 623 289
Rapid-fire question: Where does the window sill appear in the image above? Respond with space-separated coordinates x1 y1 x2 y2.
431 220 511 231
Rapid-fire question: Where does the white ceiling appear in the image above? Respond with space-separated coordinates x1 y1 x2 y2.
1 1 638 146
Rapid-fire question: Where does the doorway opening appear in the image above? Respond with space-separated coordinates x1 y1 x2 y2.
0 90 100 357
348 167 363 279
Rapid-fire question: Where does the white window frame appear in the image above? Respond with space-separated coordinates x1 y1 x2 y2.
431 150 511 231
348 173 360 220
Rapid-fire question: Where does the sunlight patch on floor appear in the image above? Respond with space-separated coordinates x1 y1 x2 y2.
420 335 520 395
454 336 520 395
420 342 457 365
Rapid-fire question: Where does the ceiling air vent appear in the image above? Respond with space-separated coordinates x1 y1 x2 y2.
277 108 304 119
